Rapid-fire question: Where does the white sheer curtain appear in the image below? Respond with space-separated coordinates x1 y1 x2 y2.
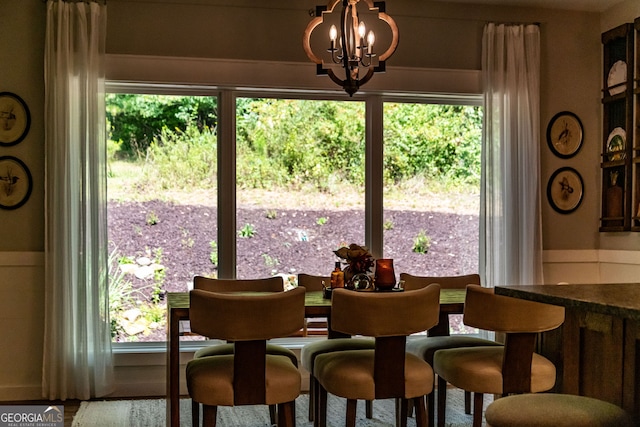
480 23 543 289
43 0 113 400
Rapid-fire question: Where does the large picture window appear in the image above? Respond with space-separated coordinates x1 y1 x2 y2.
106 88 482 343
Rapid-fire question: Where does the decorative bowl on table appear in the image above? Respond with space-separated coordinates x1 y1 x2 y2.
351 273 372 291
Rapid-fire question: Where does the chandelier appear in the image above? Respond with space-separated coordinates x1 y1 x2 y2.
303 0 399 96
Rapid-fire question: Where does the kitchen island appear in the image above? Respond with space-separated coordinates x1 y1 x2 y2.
495 283 640 422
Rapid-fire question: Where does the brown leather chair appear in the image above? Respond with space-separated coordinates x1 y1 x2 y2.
313 284 441 427
297 273 330 336
186 287 306 427
191 275 297 425
402 273 500 427
433 285 564 427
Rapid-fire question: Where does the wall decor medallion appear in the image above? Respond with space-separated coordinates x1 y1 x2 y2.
0 92 31 146
547 167 583 214
546 111 583 158
0 156 33 210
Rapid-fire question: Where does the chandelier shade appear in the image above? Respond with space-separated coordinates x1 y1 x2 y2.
303 0 399 96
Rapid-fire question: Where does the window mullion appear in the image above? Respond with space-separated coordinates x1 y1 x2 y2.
366 95 384 258
218 90 237 279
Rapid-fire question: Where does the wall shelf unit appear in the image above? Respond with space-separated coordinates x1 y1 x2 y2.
600 23 635 231
632 17 640 231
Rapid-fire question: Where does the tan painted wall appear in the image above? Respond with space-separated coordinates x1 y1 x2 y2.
0 0 45 251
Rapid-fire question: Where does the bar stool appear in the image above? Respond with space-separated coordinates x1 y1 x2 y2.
433 285 564 427
402 273 500 427
485 393 634 427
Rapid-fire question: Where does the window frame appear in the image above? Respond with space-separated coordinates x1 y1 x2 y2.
105 81 483 351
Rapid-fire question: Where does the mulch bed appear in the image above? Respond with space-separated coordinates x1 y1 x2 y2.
108 200 479 297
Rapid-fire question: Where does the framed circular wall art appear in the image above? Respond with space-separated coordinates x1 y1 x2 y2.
546 111 583 158
547 167 583 214
0 92 31 146
0 156 33 210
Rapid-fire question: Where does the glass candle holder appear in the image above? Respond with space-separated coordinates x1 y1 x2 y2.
374 258 396 291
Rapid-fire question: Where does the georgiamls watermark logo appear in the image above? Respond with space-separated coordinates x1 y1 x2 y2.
0 405 64 427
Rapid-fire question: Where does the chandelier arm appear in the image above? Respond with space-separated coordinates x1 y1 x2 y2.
377 13 399 62
326 68 347 88
326 0 342 12
358 68 375 87
303 15 325 64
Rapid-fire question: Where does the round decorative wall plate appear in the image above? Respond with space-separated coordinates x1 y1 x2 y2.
607 60 627 96
0 92 31 146
606 127 626 161
546 111 583 159
547 167 583 214
0 156 33 210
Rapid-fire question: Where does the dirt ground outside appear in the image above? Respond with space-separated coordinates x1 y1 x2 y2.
107 189 479 341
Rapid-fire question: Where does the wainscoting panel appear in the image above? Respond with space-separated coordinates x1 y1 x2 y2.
0 252 45 401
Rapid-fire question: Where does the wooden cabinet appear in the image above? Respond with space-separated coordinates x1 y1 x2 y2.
600 23 634 231
633 17 640 231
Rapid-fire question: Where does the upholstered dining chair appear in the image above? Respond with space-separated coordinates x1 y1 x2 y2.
191 275 296 425
193 275 284 292
401 273 480 336
433 285 565 427
186 286 306 427
402 273 501 427
297 273 330 336
299 274 376 422
312 284 441 427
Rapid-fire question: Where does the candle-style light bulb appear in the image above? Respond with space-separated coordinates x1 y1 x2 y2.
357 22 366 60
358 21 366 39
329 24 337 50
367 31 375 54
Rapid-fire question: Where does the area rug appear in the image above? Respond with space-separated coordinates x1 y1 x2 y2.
72 388 491 426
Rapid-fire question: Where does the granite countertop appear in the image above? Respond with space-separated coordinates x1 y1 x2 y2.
495 283 640 321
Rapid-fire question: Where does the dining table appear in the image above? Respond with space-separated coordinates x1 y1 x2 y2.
165 288 467 427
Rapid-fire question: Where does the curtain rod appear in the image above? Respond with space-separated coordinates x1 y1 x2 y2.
42 0 107 4
487 21 541 26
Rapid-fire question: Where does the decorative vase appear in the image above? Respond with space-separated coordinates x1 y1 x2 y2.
606 170 623 227
343 265 355 289
374 259 396 291
343 266 373 290
351 273 372 290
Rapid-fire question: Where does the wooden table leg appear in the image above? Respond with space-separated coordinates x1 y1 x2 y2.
167 307 184 427
427 313 451 337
